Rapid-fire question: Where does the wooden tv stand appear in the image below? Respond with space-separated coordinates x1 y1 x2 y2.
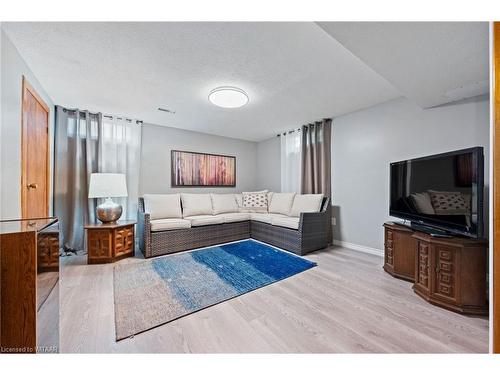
383 222 488 315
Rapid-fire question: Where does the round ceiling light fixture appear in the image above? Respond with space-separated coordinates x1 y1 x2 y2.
208 86 249 108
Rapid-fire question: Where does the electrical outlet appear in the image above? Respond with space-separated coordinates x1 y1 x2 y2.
331 217 336 226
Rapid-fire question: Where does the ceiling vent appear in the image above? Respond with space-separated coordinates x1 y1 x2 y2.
158 107 176 114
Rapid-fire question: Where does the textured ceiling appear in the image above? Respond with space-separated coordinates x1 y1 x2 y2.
1 22 489 141
317 22 489 108
2 22 400 141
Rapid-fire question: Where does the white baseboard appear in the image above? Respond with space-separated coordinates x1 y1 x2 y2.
332 239 384 257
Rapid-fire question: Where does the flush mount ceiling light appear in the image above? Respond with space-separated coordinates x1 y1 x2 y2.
208 86 249 108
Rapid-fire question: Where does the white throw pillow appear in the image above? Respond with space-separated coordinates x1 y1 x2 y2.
143 194 182 219
181 193 213 217
410 192 435 214
268 192 296 215
210 194 239 214
290 194 324 217
242 191 268 213
427 190 467 215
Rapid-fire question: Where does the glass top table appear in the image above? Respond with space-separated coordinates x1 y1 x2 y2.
0 217 58 235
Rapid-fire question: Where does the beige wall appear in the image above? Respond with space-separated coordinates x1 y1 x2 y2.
331 95 490 251
1 29 55 219
140 123 259 195
256 136 281 192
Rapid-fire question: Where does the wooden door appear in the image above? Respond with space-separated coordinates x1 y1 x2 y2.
493 21 500 354
21 76 50 219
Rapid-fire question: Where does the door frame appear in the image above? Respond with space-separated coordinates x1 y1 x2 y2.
20 75 50 219
493 22 500 353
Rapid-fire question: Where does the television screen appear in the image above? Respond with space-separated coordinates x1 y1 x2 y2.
389 147 484 238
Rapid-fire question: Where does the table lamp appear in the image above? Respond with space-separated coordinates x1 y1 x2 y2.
88 173 128 223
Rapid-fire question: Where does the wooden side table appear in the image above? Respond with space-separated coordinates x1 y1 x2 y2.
85 220 136 264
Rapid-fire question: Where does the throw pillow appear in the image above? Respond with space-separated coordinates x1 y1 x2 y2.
410 192 435 215
242 191 268 212
428 190 468 215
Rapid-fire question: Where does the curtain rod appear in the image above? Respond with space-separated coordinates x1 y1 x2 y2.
276 118 332 137
103 114 143 124
60 107 143 124
276 128 301 137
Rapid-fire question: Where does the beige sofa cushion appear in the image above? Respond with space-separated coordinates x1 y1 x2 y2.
267 192 274 207
143 193 182 219
250 213 287 224
250 213 273 224
268 193 296 215
290 194 324 217
219 212 250 223
210 194 239 214
185 215 224 227
150 218 191 232
181 193 213 217
271 216 300 230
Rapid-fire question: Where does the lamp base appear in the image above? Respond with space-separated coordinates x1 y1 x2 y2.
96 198 123 223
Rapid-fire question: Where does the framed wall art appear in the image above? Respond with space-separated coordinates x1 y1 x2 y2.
171 150 236 187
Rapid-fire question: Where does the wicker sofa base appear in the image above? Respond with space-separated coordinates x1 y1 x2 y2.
141 220 327 258
143 221 250 258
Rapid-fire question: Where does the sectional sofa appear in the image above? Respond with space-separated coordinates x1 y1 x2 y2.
138 191 330 258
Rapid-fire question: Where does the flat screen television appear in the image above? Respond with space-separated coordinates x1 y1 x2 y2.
389 147 484 238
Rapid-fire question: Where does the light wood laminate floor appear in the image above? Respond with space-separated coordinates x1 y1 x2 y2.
60 245 489 353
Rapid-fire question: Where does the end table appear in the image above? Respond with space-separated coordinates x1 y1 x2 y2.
85 220 136 264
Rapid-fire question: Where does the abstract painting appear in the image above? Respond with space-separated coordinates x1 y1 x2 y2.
171 150 236 187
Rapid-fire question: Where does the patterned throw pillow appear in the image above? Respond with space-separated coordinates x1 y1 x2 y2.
428 190 468 215
242 192 268 212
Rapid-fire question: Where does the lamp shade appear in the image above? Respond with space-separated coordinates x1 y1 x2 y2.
88 173 128 198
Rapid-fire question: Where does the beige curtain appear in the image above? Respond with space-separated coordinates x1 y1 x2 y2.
301 119 332 196
301 118 332 243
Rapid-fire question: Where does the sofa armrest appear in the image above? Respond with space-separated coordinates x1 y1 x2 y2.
137 199 152 257
298 196 331 248
299 210 329 235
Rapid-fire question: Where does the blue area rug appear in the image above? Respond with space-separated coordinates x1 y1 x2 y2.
113 239 316 340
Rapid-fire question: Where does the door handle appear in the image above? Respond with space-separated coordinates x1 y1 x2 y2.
27 183 38 189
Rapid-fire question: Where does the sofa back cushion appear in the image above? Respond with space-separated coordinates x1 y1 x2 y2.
143 193 182 219
210 194 239 214
268 192 296 215
181 193 213 217
290 194 324 217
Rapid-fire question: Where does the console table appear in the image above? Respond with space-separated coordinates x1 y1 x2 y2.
85 221 135 264
383 222 488 315
1 218 60 353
